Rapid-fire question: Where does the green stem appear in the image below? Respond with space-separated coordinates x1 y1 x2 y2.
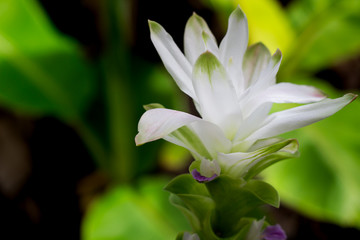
102 0 135 182
103 59 134 182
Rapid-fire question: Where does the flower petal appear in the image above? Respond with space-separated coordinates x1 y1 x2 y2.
184 13 218 65
165 120 232 160
245 82 326 116
149 20 196 100
202 31 219 58
233 103 273 144
259 82 326 103
192 51 242 138
219 6 248 95
247 93 357 141
242 43 271 88
135 108 200 145
252 49 282 91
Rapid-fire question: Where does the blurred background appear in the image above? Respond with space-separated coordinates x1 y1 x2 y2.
0 0 359 239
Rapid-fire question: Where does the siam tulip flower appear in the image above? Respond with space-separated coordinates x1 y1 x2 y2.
135 6 356 181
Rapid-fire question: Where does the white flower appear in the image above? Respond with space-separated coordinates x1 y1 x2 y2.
135 6 356 179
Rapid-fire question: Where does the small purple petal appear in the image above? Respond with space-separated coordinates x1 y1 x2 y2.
191 169 218 183
262 224 287 240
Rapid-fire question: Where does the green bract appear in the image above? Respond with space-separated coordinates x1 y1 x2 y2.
165 174 277 239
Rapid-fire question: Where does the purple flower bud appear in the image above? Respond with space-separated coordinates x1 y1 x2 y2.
191 169 218 183
262 224 287 240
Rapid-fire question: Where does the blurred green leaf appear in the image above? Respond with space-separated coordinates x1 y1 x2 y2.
165 174 217 239
263 79 360 227
82 177 190 240
0 0 95 120
283 0 360 74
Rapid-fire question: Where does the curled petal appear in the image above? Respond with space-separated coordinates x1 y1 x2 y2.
165 120 231 160
247 93 357 141
135 108 200 145
149 20 196 100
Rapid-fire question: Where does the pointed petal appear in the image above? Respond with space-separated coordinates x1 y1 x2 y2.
245 83 326 116
184 13 218 65
247 93 357 140
135 108 200 145
149 20 196 100
192 51 242 138
219 6 248 94
260 82 326 104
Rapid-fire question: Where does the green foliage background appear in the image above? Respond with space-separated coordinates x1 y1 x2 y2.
0 0 359 239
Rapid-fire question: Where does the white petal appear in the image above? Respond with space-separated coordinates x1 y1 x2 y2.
165 119 232 160
184 13 219 65
261 83 326 103
252 49 282 91
244 82 326 116
202 31 219 58
200 158 221 177
242 43 271 88
192 51 242 138
149 21 196 100
246 93 357 140
189 121 232 155
219 6 248 94
135 108 200 145
233 103 272 144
